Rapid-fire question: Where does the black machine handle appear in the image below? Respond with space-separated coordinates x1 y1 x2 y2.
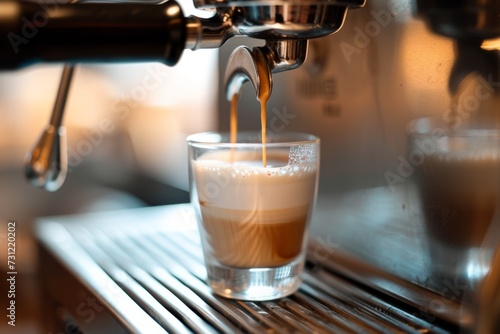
0 0 187 68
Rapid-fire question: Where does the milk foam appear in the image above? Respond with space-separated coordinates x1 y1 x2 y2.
193 150 317 211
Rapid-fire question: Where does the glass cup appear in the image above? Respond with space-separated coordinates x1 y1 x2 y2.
187 132 320 300
407 117 500 248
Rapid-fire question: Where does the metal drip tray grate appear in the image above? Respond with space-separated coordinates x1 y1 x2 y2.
36 204 458 333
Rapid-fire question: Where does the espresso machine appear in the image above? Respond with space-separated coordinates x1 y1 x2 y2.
1 0 499 332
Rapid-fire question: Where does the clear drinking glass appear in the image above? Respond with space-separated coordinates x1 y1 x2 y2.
187 132 320 301
407 117 500 249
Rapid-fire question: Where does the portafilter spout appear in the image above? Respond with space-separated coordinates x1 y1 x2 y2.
225 40 308 101
218 0 366 102
25 65 74 192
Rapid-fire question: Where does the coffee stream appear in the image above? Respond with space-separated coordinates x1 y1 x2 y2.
230 50 271 167
256 50 271 167
230 94 238 144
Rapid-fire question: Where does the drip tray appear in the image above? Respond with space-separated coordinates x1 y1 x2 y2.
36 204 459 333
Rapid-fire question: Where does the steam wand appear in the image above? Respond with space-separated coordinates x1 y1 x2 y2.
25 64 74 191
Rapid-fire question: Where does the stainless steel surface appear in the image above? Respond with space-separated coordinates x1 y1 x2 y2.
187 1 363 51
229 5 350 40
309 187 486 327
24 64 74 192
186 11 238 50
194 0 365 39
262 40 309 73
195 0 365 6
36 204 461 333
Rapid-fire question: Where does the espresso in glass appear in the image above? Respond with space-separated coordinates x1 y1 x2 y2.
194 150 316 268
188 132 319 301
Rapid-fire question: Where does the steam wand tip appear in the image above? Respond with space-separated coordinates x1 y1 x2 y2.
25 125 68 192
25 64 74 191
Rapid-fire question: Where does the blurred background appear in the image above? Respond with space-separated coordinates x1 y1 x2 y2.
0 1 219 329
0 57 220 333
